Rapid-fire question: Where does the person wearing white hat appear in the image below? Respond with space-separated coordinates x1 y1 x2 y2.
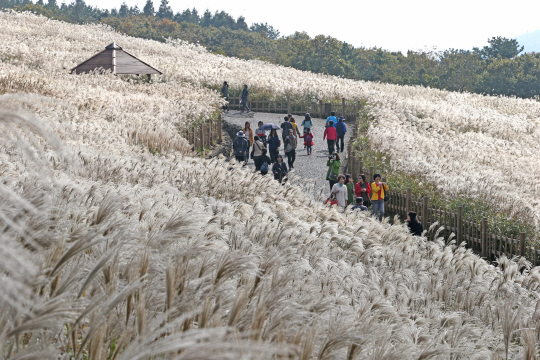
233 130 249 164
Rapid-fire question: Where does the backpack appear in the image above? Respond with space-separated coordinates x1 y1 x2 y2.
260 161 269 173
304 133 312 143
234 137 246 156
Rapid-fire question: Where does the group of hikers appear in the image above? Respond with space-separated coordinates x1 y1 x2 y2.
226 82 423 236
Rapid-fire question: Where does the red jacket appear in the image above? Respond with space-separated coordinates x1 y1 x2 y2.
300 132 314 146
355 182 371 198
323 126 337 140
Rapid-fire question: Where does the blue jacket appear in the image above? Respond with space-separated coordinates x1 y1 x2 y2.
241 88 249 100
326 116 337 127
268 136 280 150
336 121 347 136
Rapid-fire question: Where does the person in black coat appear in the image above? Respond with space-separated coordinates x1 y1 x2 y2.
272 154 288 183
335 117 347 152
255 149 272 175
406 211 423 236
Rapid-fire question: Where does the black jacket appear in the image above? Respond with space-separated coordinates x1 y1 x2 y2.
407 221 423 236
280 122 293 137
272 162 288 181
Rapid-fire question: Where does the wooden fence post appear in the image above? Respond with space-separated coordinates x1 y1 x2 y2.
347 143 352 174
218 114 222 143
319 100 323 118
342 97 346 117
369 167 374 183
520 232 526 258
422 196 429 229
406 188 412 213
200 125 205 152
325 103 332 117
481 217 488 257
456 206 463 245
287 96 291 114
358 158 363 177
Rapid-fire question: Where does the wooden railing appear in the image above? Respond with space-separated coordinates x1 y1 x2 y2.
184 114 222 153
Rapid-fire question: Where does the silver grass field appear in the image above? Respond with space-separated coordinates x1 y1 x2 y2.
2 10 540 360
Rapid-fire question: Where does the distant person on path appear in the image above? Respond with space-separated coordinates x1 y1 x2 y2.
268 129 280 163
252 135 265 170
240 84 250 113
256 148 271 175
272 154 288 183
336 116 347 152
371 173 389 221
331 175 348 210
299 128 314 155
301 113 313 133
406 211 423 236
323 120 337 154
351 197 368 211
284 129 297 169
290 117 299 137
221 81 229 112
281 116 293 141
355 174 371 207
233 131 249 164
326 111 337 127
255 121 267 146
243 121 254 147
345 174 355 206
326 152 341 190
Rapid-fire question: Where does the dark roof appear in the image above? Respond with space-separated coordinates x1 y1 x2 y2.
105 42 122 50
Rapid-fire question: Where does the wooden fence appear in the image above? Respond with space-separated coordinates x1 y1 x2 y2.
227 96 360 120
346 113 540 265
185 114 222 153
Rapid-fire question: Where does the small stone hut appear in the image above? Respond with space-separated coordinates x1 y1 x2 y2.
71 43 162 78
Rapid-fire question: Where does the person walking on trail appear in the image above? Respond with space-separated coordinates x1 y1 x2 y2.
243 121 254 147
299 128 314 155
326 111 337 127
221 81 229 112
355 174 371 207
233 131 249 164
326 152 341 190
290 117 299 137
301 113 313 133
371 173 389 221
240 84 250 113
255 121 267 146
281 116 294 141
406 211 423 236
252 135 265 170
256 148 271 175
268 129 280 163
345 174 355 206
323 120 337 154
284 129 297 169
331 175 348 210
351 197 368 211
272 154 288 183
336 116 347 153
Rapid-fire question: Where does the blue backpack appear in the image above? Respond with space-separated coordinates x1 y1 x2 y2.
260 161 269 173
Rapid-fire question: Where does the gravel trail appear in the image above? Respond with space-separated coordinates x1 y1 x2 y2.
223 110 352 194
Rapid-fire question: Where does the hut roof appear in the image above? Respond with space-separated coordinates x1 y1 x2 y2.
71 43 162 75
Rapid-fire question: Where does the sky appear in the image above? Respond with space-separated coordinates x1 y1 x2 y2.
81 0 540 54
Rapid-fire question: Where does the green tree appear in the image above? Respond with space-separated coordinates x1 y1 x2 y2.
475 36 524 60
118 2 128 17
143 0 154 17
156 0 172 19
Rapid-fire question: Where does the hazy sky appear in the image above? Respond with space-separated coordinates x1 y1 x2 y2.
81 0 540 53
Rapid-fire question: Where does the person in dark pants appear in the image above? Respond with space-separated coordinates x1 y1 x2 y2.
280 116 293 142
335 116 347 152
240 84 250 113
284 129 297 169
221 81 229 112
256 149 272 175
326 152 341 190
267 129 280 163
272 154 288 183
323 120 337 154
233 130 249 164
406 211 424 236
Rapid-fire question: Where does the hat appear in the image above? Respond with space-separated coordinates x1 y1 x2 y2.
356 197 363 202
338 116 345 121
237 131 245 137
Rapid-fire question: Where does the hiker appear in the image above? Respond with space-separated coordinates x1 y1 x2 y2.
243 121 254 147
233 131 249 164
326 152 341 190
345 174 355 206
406 211 423 236
255 121 267 146
280 116 293 141
355 174 371 207
323 120 337 154
221 81 229 112
336 116 347 153
284 129 297 169
331 175 348 210
290 117 299 137
371 173 389 221
240 84 250 113
299 128 314 155
268 129 280 163
351 197 368 211
252 135 265 170
272 154 288 183
256 148 271 175
326 111 337 127
301 113 313 133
